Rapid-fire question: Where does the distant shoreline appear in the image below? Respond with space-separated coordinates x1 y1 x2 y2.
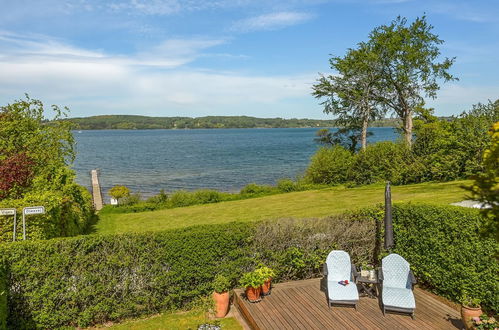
72 126 397 131
60 114 400 130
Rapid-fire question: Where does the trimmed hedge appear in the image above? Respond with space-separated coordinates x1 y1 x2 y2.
390 204 498 312
0 214 374 329
0 203 496 328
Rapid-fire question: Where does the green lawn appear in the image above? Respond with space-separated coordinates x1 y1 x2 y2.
94 180 469 235
95 310 241 330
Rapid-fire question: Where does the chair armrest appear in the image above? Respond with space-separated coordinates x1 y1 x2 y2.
409 270 417 289
323 263 328 276
377 267 383 283
351 264 358 282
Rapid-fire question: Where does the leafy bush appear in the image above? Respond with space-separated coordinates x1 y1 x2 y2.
108 185 130 202
304 146 353 184
465 121 499 237
192 190 224 204
168 190 197 207
0 97 94 241
0 262 7 330
120 192 142 206
304 100 498 186
0 184 93 242
390 204 498 312
276 179 298 192
253 216 375 280
349 141 414 185
212 275 231 293
146 189 168 205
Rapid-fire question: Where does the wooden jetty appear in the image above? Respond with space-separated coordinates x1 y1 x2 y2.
91 169 103 211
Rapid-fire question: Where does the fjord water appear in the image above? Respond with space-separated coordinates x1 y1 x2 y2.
73 127 398 198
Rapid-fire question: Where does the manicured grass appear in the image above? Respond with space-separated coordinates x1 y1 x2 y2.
95 310 241 330
94 180 469 235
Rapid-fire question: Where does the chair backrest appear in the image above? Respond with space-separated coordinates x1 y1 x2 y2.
382 253 411 289
326 250 352 281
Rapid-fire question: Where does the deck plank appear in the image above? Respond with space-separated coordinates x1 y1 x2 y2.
234 278 463 330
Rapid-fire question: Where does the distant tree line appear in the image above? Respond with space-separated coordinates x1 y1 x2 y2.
59 115 402 130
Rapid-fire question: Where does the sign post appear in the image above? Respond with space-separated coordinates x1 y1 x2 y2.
0 208 17 241
22 206 45 240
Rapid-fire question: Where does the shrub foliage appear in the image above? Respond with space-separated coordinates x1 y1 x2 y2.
0 204 496 328
390 204 498 312
305 100 499 186
0 214 374 328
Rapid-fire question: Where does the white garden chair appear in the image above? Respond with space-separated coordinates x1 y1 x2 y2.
323 250 359 309
379 253 417 319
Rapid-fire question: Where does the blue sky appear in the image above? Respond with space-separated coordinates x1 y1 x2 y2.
0 0 497 119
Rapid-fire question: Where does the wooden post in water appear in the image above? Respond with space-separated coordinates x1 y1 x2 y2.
91 169 104 211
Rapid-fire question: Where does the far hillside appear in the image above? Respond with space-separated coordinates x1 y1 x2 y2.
59 115 401 129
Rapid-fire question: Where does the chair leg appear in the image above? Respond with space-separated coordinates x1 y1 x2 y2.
411 312 415 320
354 304 357 311
382 307 385 316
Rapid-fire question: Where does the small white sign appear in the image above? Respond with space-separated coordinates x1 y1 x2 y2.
0 208 16 216
23 206 45 215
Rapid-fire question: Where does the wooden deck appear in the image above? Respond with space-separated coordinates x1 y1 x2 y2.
234 278 463 330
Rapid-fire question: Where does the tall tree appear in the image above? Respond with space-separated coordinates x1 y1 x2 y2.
368 16 457 146
313 43 383 150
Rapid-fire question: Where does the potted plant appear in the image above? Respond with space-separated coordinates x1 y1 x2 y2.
360 263 374 278
256 266 275 296
461 292 483 330
212 274 231 318
240 271 265 303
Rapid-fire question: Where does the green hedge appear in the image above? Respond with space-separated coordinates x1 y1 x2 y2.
1 204 496 328
391 204 498 312
0 262 7 330
1 223 252 328
0 214 374 329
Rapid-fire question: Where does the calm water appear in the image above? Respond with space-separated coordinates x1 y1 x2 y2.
73 128 398 198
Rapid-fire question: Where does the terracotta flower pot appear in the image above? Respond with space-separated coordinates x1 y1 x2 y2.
461 305 483 330
261 278 272 296
213 291 230 318
245 286 261 302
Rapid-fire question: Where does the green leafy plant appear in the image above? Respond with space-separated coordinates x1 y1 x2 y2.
361 263 374 271
461 292 481 308
239 271 265 289
212 275 231 294
256 266 275 280
472 314 498 330
108 185 130 203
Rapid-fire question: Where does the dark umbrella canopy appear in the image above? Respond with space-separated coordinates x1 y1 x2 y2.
384 181 394 250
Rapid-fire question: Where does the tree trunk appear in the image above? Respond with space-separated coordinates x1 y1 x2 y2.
403 108 413 147
361 115 368 151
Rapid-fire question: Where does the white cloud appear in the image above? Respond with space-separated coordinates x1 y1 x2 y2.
232 11 314 32
426 83 499 115
0 31 315 117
